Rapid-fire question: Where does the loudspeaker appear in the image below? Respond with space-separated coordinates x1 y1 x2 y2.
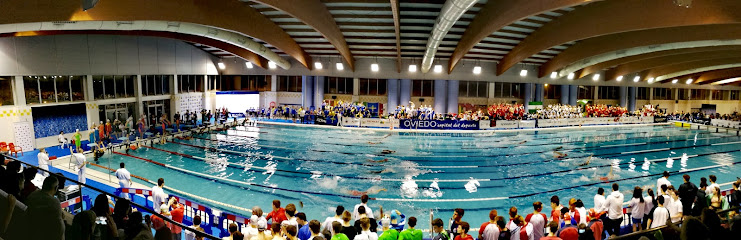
419 98 425 102
675 100 679 104
331 96 337 99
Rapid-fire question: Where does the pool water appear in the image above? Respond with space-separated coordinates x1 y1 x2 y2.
92 123 741 229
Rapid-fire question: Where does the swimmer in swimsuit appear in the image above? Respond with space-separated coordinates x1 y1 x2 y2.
518 140 528 144
554 151 568 159
368 159 389 163
381 150 396 154
577 155 593 166
345 186 388 196
553 146 564 151
369 168 396 174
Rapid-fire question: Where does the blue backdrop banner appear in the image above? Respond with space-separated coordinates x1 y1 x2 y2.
399 119 479 130
32 103 88 138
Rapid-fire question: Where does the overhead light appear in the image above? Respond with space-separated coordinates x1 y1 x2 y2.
268 61 277 69
633 76 640 82
550 72 558 79
592 74 600 81
371 63 379 72
409 64 418 73
473 66 481 74
567 73 575 80
712 77 741 85
672 79 679 84
544 84 549 87
314 62 323 70
519 69 528 77
686 78 693 84
217 62 225 70
434 65 443 73
647 77 655 84
245 62 254 69
616 76 623 82
43 76 47 79
336 63 344 71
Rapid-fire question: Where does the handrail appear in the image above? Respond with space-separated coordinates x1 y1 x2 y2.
612 204 740 240
2 153 221 240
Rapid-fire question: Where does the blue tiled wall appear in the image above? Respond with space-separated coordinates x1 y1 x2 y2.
32 104 88 139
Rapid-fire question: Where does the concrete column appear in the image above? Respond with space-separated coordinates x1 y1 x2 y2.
399 79 411 107
135 75 144 120
593 86 599 100
12 76 26 106
534 83 544 102
386 79 399 115
433 80 447 114
447 80 459 114
352 77 360 102
619 86 628 107
488 82 496 100
560 85 570 105
628 87 637 111
569 85 577 105
172 74 179 94
86 74 95 101
523 83 533 110
649 88 654 102
270 75 278 92
301 76 314 108
314 76 325 108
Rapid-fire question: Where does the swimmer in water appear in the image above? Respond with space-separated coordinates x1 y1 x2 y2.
381 149 396 154
368 158 389 163
345 186 388 196
553 146 564 151
369 168 396 174
554 151 568 159
577 155 593 167
518 140 528 144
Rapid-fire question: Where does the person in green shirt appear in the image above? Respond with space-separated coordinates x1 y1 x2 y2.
378 217 398 240
398 217 422 240
74 129 82 150
431 218 449 240
331 222 349 240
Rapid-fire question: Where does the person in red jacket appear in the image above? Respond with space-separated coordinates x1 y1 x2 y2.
169 197 185 239
266 199 287 224
453 222 472 240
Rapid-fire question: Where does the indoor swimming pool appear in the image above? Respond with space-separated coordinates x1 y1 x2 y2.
91 123 741 228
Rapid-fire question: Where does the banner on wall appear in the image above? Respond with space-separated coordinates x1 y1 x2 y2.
495 120 519 129
654 116 668 123
315 115 339 126
528 101 543 113
399 119 479 130
360 118 399 128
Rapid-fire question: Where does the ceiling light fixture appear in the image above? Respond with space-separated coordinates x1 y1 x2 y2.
567 73 575 80
686 78 693 84
336 63 344 71
592 74 600 81
473 66 481 74
314 62 323 70
371 63 379 72
633 76 640 82
434 65 443 73
520 69 528 77
616 76 623 82
268 61 277 69
409 64 418 73
245 62 253 69
672 79 679 84
647 77 655 84
217 62 225 70
550 72 558 79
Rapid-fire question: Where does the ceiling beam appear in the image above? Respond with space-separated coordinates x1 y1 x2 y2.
603 50 741 82
692 68 741 85
448 0 596 74
579 45 741 79
501 0 741 76
644 57 741 82
540 24 741 78
390 0 402 73
2 30 270 69
252 0 353 71
0 0 309 69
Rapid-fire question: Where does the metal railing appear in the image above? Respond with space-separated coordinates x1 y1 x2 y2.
3 153 221 240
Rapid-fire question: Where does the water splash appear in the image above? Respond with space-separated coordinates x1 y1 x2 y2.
464 178 480 193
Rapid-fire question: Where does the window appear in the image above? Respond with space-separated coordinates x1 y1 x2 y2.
711 90 728 100
492 82 522 98
325 77 353 94
93 75 136 99
359 78 387 95
458 81 488 98
278 76 302 92
731 90 740 100
24 76 86 104
577 86 595 99
412 80 434 97
0 77 13 106
142 75 171 96
653 88 673 100
637 87 649 100
690 89 708 100
598 86 619 99
178 75 205 93
544 84 562 99
241 75 271 91
678 89 689 100
208 75 221 91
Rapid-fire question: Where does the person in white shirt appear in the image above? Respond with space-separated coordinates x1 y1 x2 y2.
603 183 625 237
668 189 683 223
629 187 646 232
353 194 375 220
70 147 87 184
574 200 588 226
706 175 720 195
281 204 299 229
37 148 50 177
115 162 133 199
525 202 546 240
322 205 344 234
353 217 378 240
648 196 670 229
242 215 260 240
657 171 671 195
58 131 68 149
594 187 606 212
151 178 167 208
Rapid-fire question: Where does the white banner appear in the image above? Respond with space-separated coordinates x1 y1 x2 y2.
495 120 519 129
479 120 493 130
360 118 400 128
519 120 536 129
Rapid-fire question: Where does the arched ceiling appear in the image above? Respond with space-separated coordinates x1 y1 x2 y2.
3 0 741 86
